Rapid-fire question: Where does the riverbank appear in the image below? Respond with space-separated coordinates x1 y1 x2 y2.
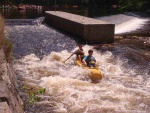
0 15 24 113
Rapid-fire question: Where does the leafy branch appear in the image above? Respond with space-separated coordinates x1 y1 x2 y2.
22 86 46 105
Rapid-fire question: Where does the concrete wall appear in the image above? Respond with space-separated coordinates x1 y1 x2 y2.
45 11 115 43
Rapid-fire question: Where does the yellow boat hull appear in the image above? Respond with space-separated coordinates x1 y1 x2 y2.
75 59 102 81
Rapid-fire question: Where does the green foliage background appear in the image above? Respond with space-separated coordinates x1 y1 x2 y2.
119 0 150 11
2 0 149 11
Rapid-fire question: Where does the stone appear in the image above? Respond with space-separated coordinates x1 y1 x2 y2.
0 102 12 113
0 81 9 104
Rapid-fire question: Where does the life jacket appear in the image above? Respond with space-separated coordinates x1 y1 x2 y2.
85 55 96 66
75 49 84 59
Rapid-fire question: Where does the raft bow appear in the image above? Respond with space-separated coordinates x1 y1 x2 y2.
75 59 102 81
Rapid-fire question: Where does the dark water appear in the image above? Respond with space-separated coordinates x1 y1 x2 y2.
5 22 79 59
0 6 119 19
0 8 44 19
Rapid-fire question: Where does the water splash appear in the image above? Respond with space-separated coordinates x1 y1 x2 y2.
5 14 150 113
33 17 45 25
14 45 150 113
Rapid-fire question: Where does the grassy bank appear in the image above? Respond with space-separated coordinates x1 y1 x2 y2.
0 14 13 62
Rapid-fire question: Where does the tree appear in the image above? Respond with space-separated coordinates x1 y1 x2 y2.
119 0 150 11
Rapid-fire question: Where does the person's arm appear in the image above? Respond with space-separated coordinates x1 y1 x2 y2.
82 56 87 66
68 53 74 59
94 57 96 64
64 52 75 62
74 49 81 61
93 56 98 67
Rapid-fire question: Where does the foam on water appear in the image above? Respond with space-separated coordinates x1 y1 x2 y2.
96 13 148 34
14 45 150 113
6 14 150 112
115 18 148 34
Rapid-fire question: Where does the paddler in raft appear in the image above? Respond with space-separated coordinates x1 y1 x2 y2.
64 44 85 62
82 49 97 68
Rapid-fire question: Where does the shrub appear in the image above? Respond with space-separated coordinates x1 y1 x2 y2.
22 86 46 105
0 14 13 62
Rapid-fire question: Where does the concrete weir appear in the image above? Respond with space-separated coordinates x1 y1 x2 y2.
45 11 115 43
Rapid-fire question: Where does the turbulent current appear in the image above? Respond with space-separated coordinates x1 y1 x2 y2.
5 13 150 113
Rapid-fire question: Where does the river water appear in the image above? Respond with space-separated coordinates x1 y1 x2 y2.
5 12 150 113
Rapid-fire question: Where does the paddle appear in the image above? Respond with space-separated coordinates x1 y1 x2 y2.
63 53 74 63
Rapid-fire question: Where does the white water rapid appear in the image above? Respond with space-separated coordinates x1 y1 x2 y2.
13 45 150 113
5 14 150 113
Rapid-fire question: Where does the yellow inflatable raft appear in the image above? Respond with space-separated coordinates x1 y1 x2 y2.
75 59 102 81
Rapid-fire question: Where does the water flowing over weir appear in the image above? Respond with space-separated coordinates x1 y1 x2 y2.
5 14 150 113
95 13 149 35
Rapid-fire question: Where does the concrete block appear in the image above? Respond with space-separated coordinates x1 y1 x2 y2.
45 11 115 43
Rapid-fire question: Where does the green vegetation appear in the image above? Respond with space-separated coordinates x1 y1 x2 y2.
119 0 150 11
90 0 150 12
0 14 13 62
22 86 46 105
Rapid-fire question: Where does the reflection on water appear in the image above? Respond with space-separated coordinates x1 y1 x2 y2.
1 6 119 19
0 8 43 19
